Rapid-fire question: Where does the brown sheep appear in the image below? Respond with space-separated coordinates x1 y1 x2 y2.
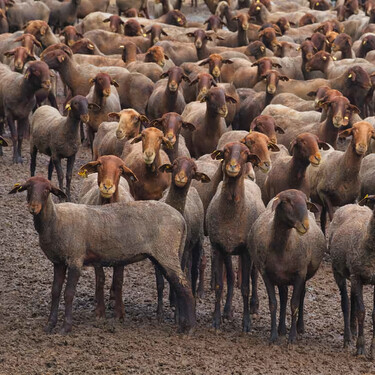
102 15 124 34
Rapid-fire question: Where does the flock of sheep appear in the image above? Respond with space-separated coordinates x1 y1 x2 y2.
2 0 375 361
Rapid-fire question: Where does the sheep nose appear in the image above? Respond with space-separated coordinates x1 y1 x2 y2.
309 153 321 166
175 172 187 186
242 23 249 30
42 80 51 89
333 116 343 127
153 37 159 43
267 85 276 94
166 133 175 142
80 114 89 123
306 53 313 60
116 130 124 139
159 59 165 67
356 143 367 155
169 81 178 91
103 89 111 97
195 40 202 49
218 105 228 118
212 67 220 78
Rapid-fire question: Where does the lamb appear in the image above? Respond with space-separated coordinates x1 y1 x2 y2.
45 0 80 33
93 109 149 160
207 142 265 332
30 95 95 201
123 127 172 200
8 176 195 334
158 157 210 316
146 67 190 120
329 196 375 357
78 155 137 321
181 87 237 158
85 72 121 154
263 133 329 204
308 121 375 233
248 189 325 343
0 61 52 163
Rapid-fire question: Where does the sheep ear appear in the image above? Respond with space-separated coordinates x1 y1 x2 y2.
198 59 209 66
359 194 375 206
306 201 319 213
150 119 163 129
162 137 174 149
161 29 168 36
349 104 360 114
194 172 211 183
339 128 353 139
8 182 29 194
160 72 169 79
120 164 138 182
159 163 173 173
307 91 316 97
130 134 143 144
28 53 36 61
103 18 111 23
318 141 330 150
89 77 96 84
225 94 237 103
222 59 233 64
111 79 119 88
189 76 199 86
211 149 224 160
50 185 67 200
247 153 260 166
290 139 297 153
139 115 150 125
275 125 285 134
108 112 120 120
4 49 16 57
182 122 196 131
88 103 101 111
271 196 281 211
268 142 280 152
78 161 101 177
0 136 8 146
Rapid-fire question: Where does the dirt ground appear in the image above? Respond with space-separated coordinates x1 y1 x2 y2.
2 2 375 375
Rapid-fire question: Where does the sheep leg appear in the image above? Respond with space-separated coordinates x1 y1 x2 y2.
30 146 38 177
52 157 65 200
7 114 19 164
191 243 201 297
334 273 351 347
320 205 327 235
48 91 58 110
297 283 306 334
94 266 106 319
278 285 288 336
241 251 251 332
0 120 4 156
371 287 375 359
350 288 358 337
44 263 67 333
263 273 278 343
289 277 304 344
16 119 27 164
197 251 206 299
61 267 81 334
351 277 366 356
66 154 76 201
154 264 165 323
250 267 259 315
113 265 125 321
236 256 242 288
48 159 54 180
212 248 224 330
223 255 234 321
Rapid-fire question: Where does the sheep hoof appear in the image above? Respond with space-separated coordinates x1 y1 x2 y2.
13 155 23 164
222 309 233 321
44 323 55 334
269 332 278 344
60 323 72 335
356 336 366 357
278 326 287 337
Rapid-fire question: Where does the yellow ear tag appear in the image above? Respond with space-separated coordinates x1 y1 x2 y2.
177 17 182 22
143 33 147 37
24 72 30 79
316 2 319 5
344 116 349 119
78 169 88 178
348 73 352 78
363 40 367 45
256 6 261 10
65 103 71 111
358 194 369 205
13 183 23 191
333 56 337 61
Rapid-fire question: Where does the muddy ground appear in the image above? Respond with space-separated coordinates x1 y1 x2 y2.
2 1 375 374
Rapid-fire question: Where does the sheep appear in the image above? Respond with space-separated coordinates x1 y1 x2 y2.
45 0 80 33
30 95 95 201
77 0 110 19
329 196 375 356
207 142 265 332
93 109 149 160
8 176 195 334
248 189 325 343
150 112 194 162
59 25 83 47
181 87 237 158
308 121 375 233
0 61 51 164
3 46 36 73
146 67 190 120
23 20 60 48
85 72 121 154
102 15 124 33
359 153 375 200
123 127 172 200
78 155 137 321
157 157 210 317
263 133 330 204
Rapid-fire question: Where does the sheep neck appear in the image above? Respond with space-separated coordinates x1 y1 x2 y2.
165 182 189 215
58 58 80 93
237 28 249 47
319 114 340 147
33 195 56 235
92 87 107 108
322 59 334 77
265 91 274 106
341 141 364 178
197 42 210 60
270 214 292 251
224 8 236 30
204 107 223 136
21 78 40 99
221 172 245 206
364 214 375 256
340 45 352 59
145 150 161 173
289 156 310 186
66 112 81 135
124 49 137 63
165 135 179 162
165 85 179 112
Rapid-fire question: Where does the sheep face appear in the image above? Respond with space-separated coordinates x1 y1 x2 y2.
160 157 210 188
160 67 190 93
108 109 149 141
322 96 359 128
245 41 266 59
261 70 289 95
186 29 212 50
339 121 375 156
71 39 95 54
60 26 83 47
131 127 172 166
66 95 91 123
103 15 124 33
250 115 284 145
299 40 317 61
145 46 168 67
79 156 137 199
124 19 143 37
90 72 118 98
200 87 237 118
4 46 36 73
146 25 168 45
8 177 66 215
151 112 196 147
271 190 316 235
25 61 51 90
198 54 233 80
240 131 279 173
189 73 217 101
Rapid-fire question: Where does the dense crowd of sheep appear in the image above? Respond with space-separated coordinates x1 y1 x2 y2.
3 0 375 360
